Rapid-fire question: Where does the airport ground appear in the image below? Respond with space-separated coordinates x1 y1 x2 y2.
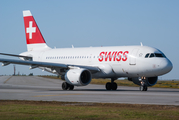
0 100 179 120
0 76 179 119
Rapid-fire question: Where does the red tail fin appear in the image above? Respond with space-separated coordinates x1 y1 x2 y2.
23 10 46 44
23 10 50 51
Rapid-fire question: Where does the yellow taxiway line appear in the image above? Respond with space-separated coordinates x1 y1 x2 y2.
33 93 83 97
3 76 13 84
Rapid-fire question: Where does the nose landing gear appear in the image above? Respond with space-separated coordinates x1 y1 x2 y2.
139 77 148 91
105 78 118 90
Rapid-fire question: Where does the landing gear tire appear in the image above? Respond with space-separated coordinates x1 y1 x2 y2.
105 82 118 90
144 86 148 91
69 85 74 90
62 82 74 90
106 82 112 90
62 82 69 90
140 85 148 91
112 82 117 90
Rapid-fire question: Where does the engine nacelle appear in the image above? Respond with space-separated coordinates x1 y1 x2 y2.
64 68 92 86
128 77 158 86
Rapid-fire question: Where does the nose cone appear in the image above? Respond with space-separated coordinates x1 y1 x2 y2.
160 59 173 75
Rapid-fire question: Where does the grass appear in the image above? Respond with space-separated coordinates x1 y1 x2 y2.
0 100 179 120
40 75 179 89
154 80 179 88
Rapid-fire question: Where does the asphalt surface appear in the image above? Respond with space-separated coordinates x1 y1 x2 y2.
0 76 179 105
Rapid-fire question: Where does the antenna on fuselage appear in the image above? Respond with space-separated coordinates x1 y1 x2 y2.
72 45 74 48
140 42 143 46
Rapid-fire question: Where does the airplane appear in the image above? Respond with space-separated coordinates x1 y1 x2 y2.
0 10 173 91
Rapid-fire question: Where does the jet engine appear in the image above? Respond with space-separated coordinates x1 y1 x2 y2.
128 77 158 86
63 68 92 86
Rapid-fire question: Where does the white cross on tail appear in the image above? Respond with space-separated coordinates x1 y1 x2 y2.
26 21 36 39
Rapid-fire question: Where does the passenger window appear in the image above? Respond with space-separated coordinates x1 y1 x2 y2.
149 53 155 58
145 53 150 58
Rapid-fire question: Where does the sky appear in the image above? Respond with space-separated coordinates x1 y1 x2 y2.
0 0 179 79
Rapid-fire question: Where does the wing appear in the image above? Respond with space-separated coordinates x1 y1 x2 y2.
0 53 32 61
0 58 100 72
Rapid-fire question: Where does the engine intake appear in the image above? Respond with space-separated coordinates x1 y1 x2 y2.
64 68 92 86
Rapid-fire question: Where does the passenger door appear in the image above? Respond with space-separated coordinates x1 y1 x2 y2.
129 49 139 65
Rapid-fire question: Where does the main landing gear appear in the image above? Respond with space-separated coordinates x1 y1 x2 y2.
105 78 118 90
62 82 74 90
139 78 148 91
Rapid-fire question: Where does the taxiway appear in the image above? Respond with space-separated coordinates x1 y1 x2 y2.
0 76 179 105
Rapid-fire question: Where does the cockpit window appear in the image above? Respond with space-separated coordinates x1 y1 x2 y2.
149 53 155 58
145 53 166 58
145 53 150 58
155 53 166 58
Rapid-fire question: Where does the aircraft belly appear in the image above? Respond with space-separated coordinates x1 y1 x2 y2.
111 64 129 77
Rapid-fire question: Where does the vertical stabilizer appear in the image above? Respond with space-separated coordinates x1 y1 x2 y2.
23 10 51 51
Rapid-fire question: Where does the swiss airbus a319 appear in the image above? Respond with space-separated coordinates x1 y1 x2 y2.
0 10 173 91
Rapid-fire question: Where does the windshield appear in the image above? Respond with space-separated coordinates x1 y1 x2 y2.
145 53 166 58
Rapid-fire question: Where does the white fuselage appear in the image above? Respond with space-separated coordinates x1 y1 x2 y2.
20 45 173 79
